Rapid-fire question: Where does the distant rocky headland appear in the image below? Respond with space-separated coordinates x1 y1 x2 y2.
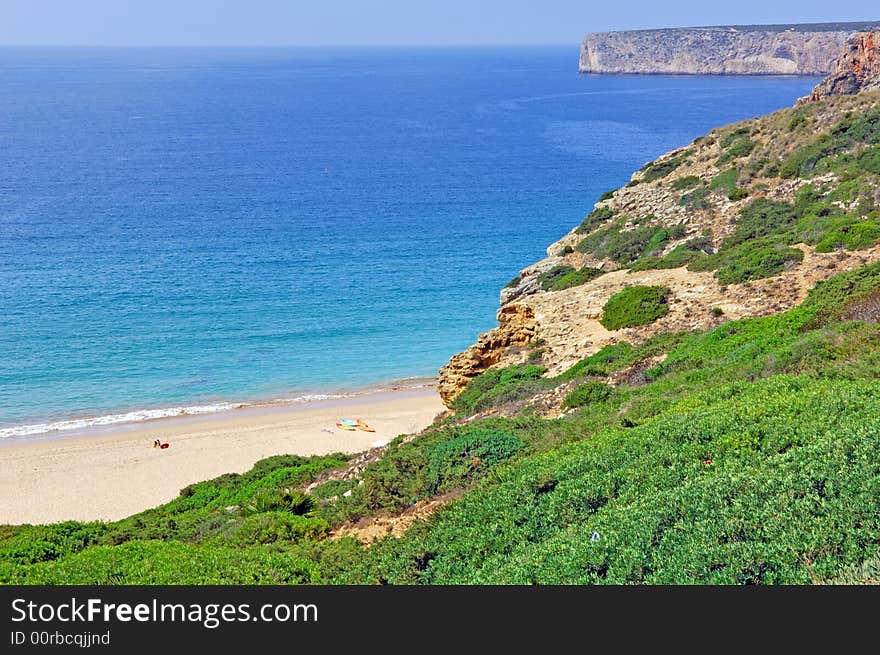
579 21 880 75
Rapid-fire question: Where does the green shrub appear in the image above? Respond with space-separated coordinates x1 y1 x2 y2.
804 261 880 322
240 488 314 517
452 364 548 415
362 426 524 511
547 267 605 291
424 428 524 494
600 286 670 330
576 206 614 234
561 332 691 381
504 275 521 289
678 186 710 209
629 237 712 271
720 127 750 148
641 151 691 182
642 226 686 257
0 522 105 565
563 382 613 409
780 135 834 178
780 108 880 179
716 139 756 166
709 168 738 195
343 375 880 585
728 198 798 246
3 541 320 585
857 146 880 174
562 342 636 379
233 513 330 545
537 265 576 290
714 243 804 285
672 175 701 190
825 551 880 585
598 189 616 202
579 222 684 264
788 113 809 131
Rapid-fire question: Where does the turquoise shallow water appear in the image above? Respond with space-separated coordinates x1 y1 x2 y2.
0 47 818 435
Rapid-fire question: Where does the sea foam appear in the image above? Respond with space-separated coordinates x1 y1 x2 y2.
0 402 246 439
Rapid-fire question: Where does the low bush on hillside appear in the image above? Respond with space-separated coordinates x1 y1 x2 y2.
546 266 605 291
640 150 691 182
713 242 804 285
716 139 756 166
561 332 690 380
537 265 576 290
578 221 685 264
563 381 613 409
360 426 525 512
709 167 739 196
672 175 701 190
678 186 711 209
576 206 614 234
600 286 670 330
780 107 880 179
628 237 712 271
451 364 549 415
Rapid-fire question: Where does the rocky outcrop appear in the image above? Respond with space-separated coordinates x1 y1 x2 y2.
437 304 536 407
579 23 879 75
800 31 880 101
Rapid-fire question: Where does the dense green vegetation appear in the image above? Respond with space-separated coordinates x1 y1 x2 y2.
538 265 605 291
779 107 880 179
710 167 737 193
537 264 576 290
628 236 712 271
600 285 670 330
577 219 686 265
716 138 756 166
562 381 612 409
450 364 548 415
576 206 614 234
4 263 880 584
672 175 701 190
640 150 691 182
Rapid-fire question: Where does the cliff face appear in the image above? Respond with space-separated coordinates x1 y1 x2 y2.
801 30 880 101
579 23 879 75
438 40 880 408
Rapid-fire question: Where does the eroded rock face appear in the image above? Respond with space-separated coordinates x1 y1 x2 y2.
437 304 536 407
578 24 878 75
800 31 880 102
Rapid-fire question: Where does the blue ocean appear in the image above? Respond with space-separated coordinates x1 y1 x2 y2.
0 47 818 436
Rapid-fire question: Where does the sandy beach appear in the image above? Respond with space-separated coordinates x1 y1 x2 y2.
0 387 445 525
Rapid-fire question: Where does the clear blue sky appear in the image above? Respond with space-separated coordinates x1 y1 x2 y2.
2 1 878 46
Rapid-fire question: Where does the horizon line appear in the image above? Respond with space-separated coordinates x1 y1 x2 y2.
0 42 581 49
